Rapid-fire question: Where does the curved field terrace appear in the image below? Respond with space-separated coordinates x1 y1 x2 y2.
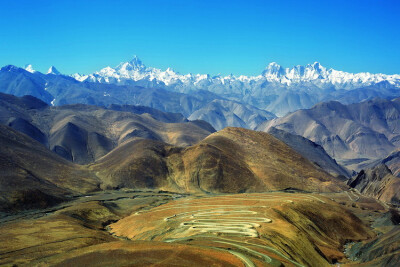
109 192 365 266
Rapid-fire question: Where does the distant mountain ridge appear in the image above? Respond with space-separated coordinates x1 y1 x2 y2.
257 98 400 170
72 57 400 91
0 65 275 130
69 56 400 115
3 55 400 125
266 127 350 178
0 93 215 164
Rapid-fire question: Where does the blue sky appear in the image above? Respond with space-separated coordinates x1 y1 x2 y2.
0 0 399 75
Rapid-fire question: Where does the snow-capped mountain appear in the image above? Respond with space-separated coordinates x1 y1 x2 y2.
25 64 35 73
47 66 61 75
72 56 400 116
260 61 400 87
0 64 276 130
73 56 400 90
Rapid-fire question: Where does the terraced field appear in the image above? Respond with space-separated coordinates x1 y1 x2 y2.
1 190 395 266
110 192 371 266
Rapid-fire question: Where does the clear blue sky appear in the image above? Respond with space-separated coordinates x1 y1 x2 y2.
0 0 399 75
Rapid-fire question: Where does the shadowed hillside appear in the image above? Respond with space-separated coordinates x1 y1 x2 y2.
0 93 215 164
267 127 350 178
0 125 99 211
258 98 400 170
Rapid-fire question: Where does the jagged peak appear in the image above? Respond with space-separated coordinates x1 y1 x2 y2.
47 66 61 75
263 62 285 77
25 64 35 73
62 56 400 91
129 55 144 66
308 62 326 71
268 62 281 67
165 67 176 73
115 55 146 72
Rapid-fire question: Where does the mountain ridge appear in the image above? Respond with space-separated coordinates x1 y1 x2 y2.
0 92 216 164
18 56 400 116
69 57 400 116
72 57 400 90
0 66 276 129
257 97 400 170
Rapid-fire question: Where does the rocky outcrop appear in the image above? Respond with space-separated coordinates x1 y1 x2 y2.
348 164 400 204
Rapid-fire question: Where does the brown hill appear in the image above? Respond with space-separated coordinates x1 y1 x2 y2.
0 93 215 164
0 125 99 211
91 127 347 193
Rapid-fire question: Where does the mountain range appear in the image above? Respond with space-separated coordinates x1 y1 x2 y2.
72 57 400 93
0 124 99 211
0 93 215 164
258 98 400 171
0 93 350 211
2 57 399 131
0 65 275 130
70 57 400 115
4 58 400 173
2 67 400 266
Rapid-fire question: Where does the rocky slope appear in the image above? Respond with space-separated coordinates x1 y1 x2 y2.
257 98 400 169
266 127 350 178
348 164 400 204
363 150 400 178
380 151 400 177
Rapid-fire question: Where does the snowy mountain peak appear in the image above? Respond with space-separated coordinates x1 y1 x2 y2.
311 61 321 67
165 67 176 74
25 64 35 73
115 55 146 71
129 55 144 66
70 57 400 94
268 62 281 67
47 66 61 75
263 62 284 77
308 62 325 72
